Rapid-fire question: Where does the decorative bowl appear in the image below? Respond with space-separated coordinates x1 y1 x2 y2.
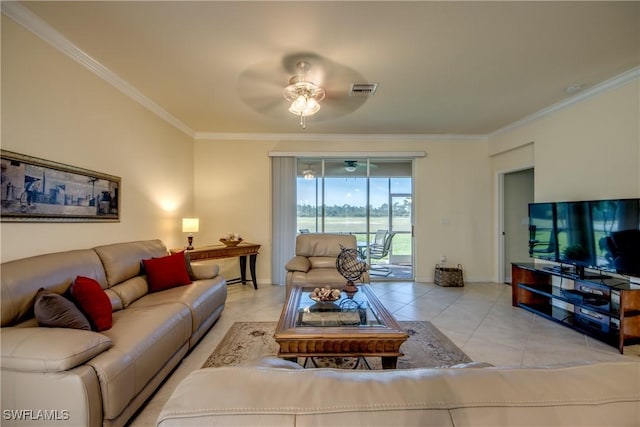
309 287 341 302
220 238 243 247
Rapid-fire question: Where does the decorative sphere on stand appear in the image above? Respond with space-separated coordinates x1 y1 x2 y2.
336 245 368 295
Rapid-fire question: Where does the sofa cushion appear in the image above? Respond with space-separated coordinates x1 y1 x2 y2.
158 362 640 427
291 269 349 286
88 303 191 420
72 276 113 331
109 276 148 308
1 249 107 327
143 252 192 293
189 260 220 280
34 288 91 330
309 256 339 269
295 233 356 257
104 288 124 312
131 275 227 335
93 240 168 287
1 327 112 372
285 256 311 273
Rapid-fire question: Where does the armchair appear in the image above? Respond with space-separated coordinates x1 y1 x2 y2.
285 233 370 294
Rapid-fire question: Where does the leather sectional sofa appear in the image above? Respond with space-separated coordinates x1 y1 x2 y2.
158 358 640 426
1 239 227 427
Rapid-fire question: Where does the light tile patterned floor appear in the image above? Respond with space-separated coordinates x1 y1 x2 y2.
130 281 639 426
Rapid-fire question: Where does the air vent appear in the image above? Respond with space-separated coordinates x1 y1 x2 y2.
349 83 378 97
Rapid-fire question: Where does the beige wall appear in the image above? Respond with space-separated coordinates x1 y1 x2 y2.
3 12 636 286
488 78 640 281
194 138 494 284
1 17 195 262
489 79 640 201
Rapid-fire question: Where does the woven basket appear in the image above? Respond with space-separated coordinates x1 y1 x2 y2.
434 264 464 287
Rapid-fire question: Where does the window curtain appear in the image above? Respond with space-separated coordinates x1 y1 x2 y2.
271 156 297 285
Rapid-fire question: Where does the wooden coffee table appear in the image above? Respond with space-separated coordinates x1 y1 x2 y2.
274 284 408 369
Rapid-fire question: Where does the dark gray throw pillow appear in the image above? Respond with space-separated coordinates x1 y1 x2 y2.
34 288 91 330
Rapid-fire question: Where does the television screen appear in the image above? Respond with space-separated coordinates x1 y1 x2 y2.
556 201 596 269
528 202 557 261
528 198 640 278
592 199 640 277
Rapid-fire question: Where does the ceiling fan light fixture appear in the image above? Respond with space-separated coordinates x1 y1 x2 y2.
290 95 307 113
344 160 358 172
283 61 325 129
288 94 321 116
302 163 315 179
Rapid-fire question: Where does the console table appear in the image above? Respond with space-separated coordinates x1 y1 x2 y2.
512 262 640 353
172 243 260 289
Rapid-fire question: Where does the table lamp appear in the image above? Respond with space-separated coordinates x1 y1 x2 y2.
182 218 199 250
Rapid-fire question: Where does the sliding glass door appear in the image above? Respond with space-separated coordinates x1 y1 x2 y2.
296 158 413 280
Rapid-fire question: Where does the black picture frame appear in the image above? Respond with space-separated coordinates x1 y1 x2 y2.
1 150 120 222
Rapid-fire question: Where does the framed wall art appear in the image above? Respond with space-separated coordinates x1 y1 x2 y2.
1 150 120 222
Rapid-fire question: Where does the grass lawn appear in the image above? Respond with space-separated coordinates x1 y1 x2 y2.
297 216 412 256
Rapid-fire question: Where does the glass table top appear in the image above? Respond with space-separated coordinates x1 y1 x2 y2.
294 286 385 328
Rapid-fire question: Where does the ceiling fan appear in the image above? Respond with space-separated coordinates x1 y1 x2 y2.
344 160 359 172
320 160 379 175
237 52 372 126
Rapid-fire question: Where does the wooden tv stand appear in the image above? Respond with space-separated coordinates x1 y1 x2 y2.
512 262 640 354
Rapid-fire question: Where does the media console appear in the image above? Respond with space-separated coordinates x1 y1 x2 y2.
512 262 640 353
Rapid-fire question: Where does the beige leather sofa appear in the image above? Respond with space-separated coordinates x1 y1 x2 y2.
285 233 369 294
158 359 640 426
1 239 227 427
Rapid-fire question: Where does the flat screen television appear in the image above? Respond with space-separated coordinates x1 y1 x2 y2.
555 201 596 270
528 202 557 262
529 198 640 278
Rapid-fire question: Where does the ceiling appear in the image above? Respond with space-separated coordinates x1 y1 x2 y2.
6 1 640 137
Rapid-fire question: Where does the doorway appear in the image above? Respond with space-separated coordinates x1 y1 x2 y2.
502 168 534 283
388 193 412 269
296 158 413 280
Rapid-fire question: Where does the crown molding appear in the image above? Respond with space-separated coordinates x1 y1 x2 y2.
489 66 640 138
194 132 487 142
1 2 195 138
3 2 637 143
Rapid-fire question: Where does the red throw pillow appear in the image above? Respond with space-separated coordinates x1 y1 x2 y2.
71 276 113 331
143 252 192 293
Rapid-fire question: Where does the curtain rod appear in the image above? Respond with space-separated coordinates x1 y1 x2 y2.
268 151 426 158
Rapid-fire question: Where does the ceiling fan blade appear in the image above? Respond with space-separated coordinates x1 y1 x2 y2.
241 95 286 114
317 96 368 120
238 52 372 121
238 67 286 89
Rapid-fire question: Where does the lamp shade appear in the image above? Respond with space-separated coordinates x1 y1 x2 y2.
182 218 199 233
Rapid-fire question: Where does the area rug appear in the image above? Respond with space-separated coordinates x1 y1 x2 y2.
202 321 472 370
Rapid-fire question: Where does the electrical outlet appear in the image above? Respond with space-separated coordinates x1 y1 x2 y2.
440 255 446 263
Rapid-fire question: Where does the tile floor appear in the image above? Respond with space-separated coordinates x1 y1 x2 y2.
129 281 639 426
